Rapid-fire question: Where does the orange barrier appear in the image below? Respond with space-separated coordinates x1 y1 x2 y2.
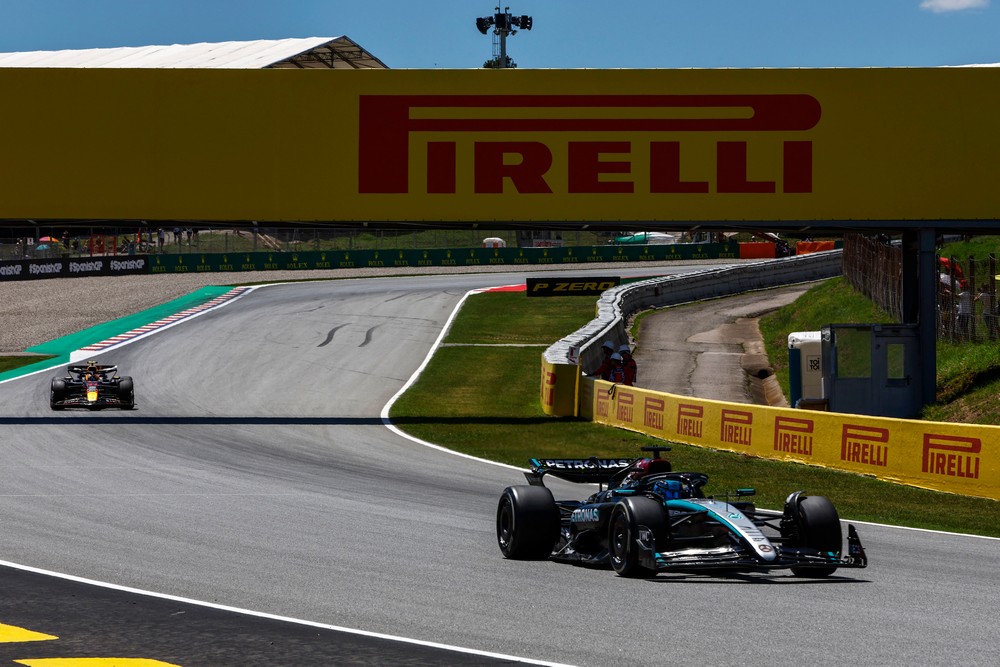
581 378 999 501
796 241 836 255
738 242 776 259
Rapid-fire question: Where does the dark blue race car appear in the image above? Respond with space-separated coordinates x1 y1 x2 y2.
496 446 868 578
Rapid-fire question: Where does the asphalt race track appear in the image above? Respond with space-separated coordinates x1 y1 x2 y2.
0 269 997 666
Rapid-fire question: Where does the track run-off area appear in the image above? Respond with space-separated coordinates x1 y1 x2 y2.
0 267 997 667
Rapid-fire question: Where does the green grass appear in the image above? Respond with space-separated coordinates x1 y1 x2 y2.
758 277 897 397
0 355 54 373
390 290 999 537
6 275 998 536
759 276 1000 425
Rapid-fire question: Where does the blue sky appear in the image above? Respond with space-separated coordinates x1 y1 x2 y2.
0 1 996 69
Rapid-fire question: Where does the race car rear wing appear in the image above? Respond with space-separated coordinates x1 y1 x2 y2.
525 457 634 485
67 364 119 376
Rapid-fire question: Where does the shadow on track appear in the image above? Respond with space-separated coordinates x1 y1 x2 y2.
0 415 563 426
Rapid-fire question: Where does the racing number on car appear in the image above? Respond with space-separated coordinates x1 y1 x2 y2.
0 621 181 666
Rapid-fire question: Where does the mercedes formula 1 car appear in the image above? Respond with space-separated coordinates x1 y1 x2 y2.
496 447 867 578
50 361 135 410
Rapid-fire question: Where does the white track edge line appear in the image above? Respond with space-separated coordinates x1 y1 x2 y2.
379 287 1000 541
0 559 575 667
1 280 572 666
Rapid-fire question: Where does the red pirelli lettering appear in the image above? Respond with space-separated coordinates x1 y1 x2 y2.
774 416 814 456
721 409 753 446
922 434 981 479
359 94 822 195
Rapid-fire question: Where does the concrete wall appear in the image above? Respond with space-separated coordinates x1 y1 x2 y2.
544 250 844 375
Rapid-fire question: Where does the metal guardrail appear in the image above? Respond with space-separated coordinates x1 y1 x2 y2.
545 250 844 374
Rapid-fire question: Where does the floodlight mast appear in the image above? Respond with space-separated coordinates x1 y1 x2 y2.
476 6 532 68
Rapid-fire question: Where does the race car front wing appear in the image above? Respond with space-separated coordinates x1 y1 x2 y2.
638 524 868 573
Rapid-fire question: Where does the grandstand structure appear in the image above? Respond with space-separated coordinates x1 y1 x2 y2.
0 36 387 69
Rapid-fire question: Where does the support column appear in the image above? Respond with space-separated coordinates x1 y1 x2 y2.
918 228 938 407
901 231 918 324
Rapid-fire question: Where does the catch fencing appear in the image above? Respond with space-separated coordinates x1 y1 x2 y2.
843 233 1000 343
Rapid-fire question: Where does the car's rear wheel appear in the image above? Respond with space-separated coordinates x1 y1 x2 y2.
609 497 666 578
788 495 842 577
496 486 559 560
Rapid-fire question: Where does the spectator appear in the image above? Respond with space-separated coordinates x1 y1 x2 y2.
157 228 165 251
173 226 182 245
938 273 955 336
979 284 998 341
608 353 627 384
618 344 637 386
957 285 975 340
186 227 193 245
587 340 616 380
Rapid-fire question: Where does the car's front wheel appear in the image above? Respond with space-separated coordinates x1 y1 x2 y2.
496 486 559 560
609 496 665 578
786 494 842 577
118 377 135 410
50 378 66 410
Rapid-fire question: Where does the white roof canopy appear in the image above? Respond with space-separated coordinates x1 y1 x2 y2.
0 36 388 69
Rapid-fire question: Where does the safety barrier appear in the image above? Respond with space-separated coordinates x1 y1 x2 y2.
539 248 999 500
581 378 999 501
0 242 746 281
541 250 844 395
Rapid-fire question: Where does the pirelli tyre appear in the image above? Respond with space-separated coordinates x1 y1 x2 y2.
786 494 842 577
496 485 559 560
50 378 67 410
118 377 135 410
609 496 668 578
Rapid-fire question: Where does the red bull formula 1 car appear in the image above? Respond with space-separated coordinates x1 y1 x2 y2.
496 447 867 578
50 361 135 410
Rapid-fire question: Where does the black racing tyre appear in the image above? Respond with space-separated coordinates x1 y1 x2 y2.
789 495 842 577
118 377 135 409
609 496 666 578
50 378 66 410
496 486 559 560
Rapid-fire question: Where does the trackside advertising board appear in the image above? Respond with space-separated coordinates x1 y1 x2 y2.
0 257 147 280
526 277 621 296
581 379 999 501
2 68 1000 223
0 243 739 280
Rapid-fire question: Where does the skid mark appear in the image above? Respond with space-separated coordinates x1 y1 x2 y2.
360 325 381 347
318 324 348 348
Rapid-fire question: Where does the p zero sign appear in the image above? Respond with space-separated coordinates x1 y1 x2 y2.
2 68 1000 222
358 94 819 196
526 276 621 297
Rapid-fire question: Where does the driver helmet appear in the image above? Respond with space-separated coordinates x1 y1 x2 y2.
618 458 651 488
653 478 685 499
86 361 98 375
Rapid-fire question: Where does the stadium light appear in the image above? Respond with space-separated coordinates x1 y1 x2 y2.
475 6 533 68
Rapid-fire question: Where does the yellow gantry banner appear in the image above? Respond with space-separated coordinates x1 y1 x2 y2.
2 67 1000 222
581 379 999 501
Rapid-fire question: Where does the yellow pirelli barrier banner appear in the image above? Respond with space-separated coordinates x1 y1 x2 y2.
583 379 999 501
3 68 1000 222
541 357 579 418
